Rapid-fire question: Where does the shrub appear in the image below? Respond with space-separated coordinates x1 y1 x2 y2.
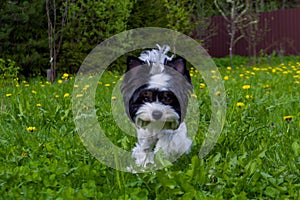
0 58 20 80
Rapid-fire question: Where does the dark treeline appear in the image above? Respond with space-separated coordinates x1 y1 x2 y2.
1 0 299 78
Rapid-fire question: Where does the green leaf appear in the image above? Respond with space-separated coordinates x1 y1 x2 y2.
264 186 280 198
292 141 299 156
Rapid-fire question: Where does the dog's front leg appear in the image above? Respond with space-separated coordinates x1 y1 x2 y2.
155 122 192 158
132 128 157 167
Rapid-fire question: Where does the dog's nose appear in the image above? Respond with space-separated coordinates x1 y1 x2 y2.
152 110 163 120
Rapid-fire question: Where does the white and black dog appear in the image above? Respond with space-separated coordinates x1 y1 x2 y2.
121 45 193 167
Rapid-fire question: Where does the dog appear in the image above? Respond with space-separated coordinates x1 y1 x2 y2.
121 45 193 167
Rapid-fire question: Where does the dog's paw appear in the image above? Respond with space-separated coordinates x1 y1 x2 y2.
132 145 155 167
154 122 192 157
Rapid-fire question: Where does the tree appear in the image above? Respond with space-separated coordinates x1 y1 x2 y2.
60 0 134 73
191 0 218 47
0 1 48 77
46 0 69 82
240 0 269 65
214 0 248 65
127 0 168 29
163 0 195 34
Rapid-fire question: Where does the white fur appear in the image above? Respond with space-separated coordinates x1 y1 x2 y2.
132 122 192 167
131 102 191 166
147 73 170 90
139 44 173 75
139 44 173 66
135 102 179 130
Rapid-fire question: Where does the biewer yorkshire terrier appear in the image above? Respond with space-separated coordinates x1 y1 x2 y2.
121 45 193 167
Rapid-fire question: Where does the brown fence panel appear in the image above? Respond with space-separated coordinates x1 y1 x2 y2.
204 8 300 57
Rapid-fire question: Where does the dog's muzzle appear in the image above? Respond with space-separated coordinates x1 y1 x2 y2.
135 110 179 130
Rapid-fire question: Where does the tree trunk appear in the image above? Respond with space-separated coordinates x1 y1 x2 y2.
229 22 235 67
46 0 68 82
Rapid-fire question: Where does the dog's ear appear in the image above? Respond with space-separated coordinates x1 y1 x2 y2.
166 57 191 83
126 56 144 72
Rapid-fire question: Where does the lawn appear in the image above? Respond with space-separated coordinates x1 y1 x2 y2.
0 58 299 199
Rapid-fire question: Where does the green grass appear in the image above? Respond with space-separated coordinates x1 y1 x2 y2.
0 60 299 199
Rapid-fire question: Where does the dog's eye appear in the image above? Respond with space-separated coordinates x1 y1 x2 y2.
160 91 173 104
141 91 153 103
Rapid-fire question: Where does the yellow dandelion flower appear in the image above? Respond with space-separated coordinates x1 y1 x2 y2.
242 85 251 90
111 96 117 100
36 103 42 107
62 73 69 79
227 66 232 70
64 93 70 98
224 76 229 81
104 83 110 87
215 91 221 96
236 102 245 107
263 84 270 89
74 84 79 88
27 126 37 132
32 90 37 94
6 93 12 97
16 84 20 87
82 85 90 91
283 116 293 122
199 83 206 89
58 80 63 84
212 75 220 79
55 95 59 98
191 94 197 98
295 81 300 84
76 94 83 98
245 95 253 99
239 74 244 77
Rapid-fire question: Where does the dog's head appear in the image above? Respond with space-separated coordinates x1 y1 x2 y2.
121 45 193 131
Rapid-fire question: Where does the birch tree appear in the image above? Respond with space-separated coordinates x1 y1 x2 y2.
214 0 248 65
46 0 69 82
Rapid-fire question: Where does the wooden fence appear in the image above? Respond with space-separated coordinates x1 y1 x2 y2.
203 7 300 58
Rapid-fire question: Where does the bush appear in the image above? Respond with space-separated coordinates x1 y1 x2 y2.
0 58 20 80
